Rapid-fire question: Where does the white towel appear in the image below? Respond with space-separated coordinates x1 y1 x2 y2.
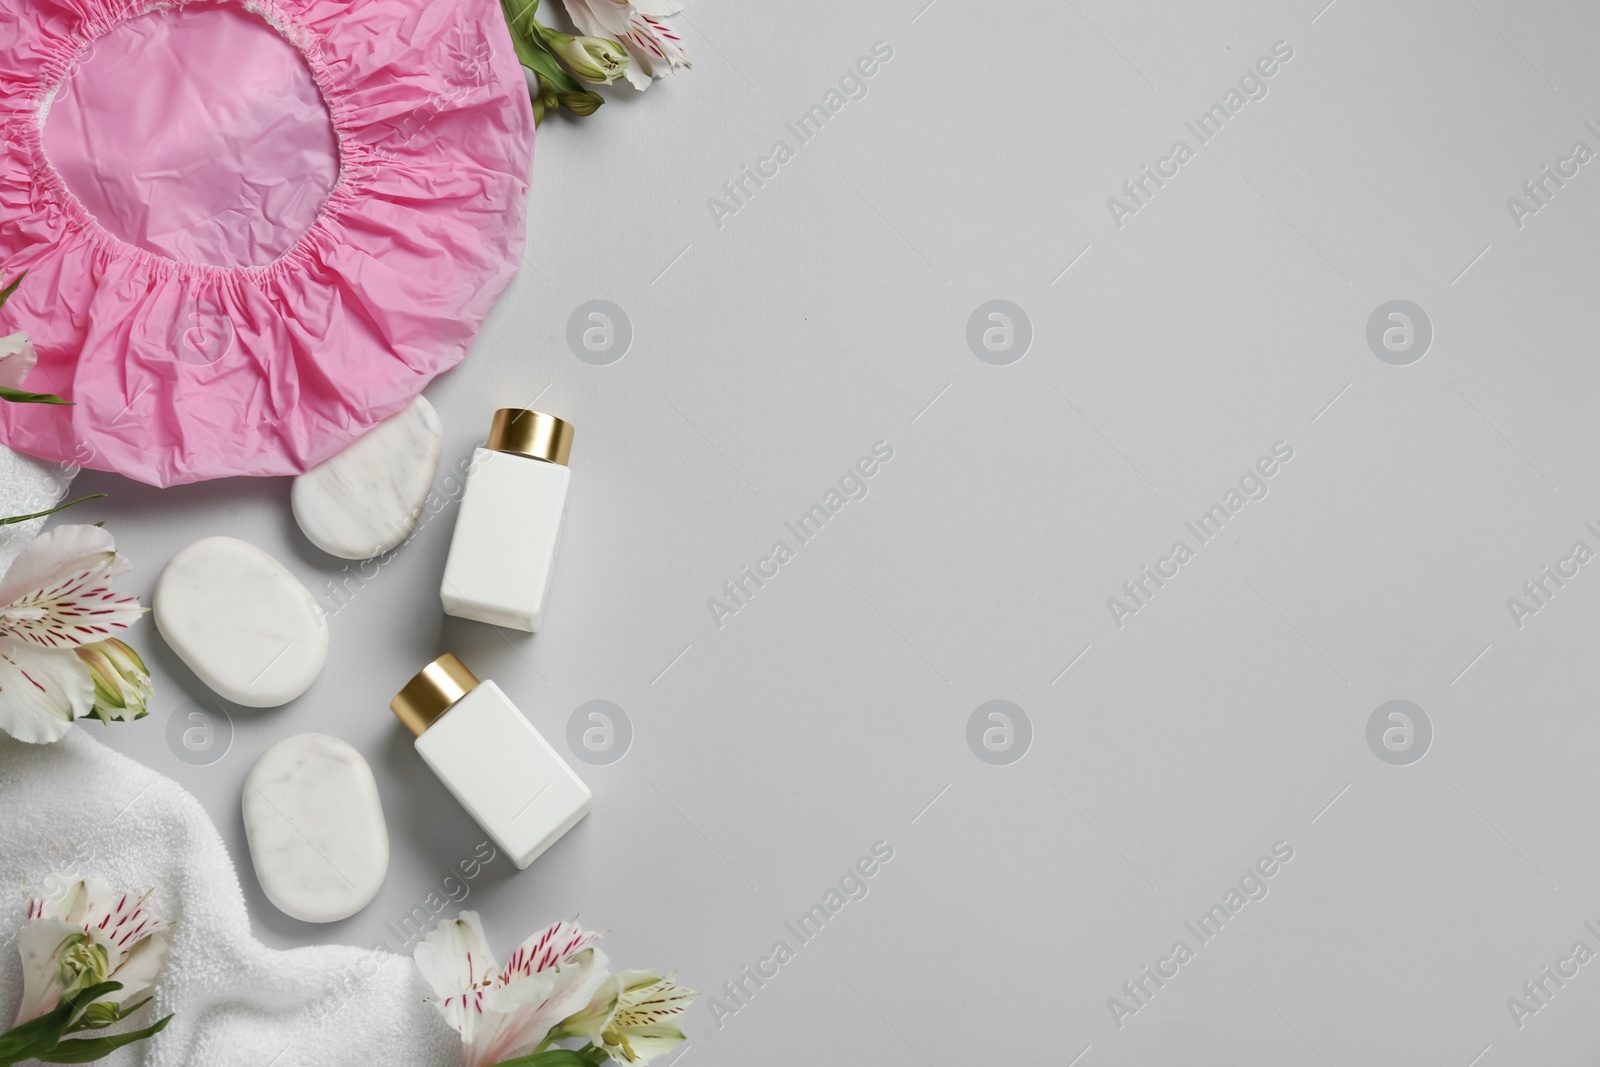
0 729 460 1067
0 442 72 573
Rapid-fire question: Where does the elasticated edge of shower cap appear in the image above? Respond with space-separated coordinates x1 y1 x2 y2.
0 0 535 487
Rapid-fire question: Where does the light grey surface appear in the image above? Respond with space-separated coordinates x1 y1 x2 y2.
65 0 1600 1062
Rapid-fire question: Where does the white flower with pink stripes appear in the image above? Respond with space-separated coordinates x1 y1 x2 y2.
561 0 691 90
13 876 172 1025
0 331 37 392
415 912 610 1067
0 524 146 743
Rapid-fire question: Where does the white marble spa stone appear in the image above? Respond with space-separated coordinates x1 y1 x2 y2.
291 396 444 560
154 536 328 707
243 733 389 923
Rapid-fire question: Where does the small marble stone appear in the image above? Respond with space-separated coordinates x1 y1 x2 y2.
243 733 389 923
154 536 328 707
292 396 444 560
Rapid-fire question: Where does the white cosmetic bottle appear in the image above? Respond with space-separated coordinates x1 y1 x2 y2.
391 653 590 869
441 408 574 632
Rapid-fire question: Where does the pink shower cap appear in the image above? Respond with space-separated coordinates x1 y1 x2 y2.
0 0 534 486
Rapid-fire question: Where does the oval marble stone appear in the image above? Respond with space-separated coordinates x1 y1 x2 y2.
154 537 328 707
243 733 389 923
291 396 444 560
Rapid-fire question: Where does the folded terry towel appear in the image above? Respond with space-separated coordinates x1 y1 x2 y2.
0 729 460 1066
0 443 70 573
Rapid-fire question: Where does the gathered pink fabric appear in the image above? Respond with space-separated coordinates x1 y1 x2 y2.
0 0 535 486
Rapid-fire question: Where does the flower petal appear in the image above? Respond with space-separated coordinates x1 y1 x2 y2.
481 946 609 1064
0 640 91 742
618 15 689 88
0 525 121 604
14 917 79 1023
0 577 144 650
502 918 604 978
610 1025 689 1065
562 973 621 1043
474 969 560 1063
414 912 502 1047
615 971 698 1027
562 0 633 38
0 526 143 650
0 331 37 390
76 887 165 977
103 922 171 1003
600 971 698 1063
53 877 105 928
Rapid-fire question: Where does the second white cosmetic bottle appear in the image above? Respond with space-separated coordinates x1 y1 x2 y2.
441 408 573 632
391 653 590 869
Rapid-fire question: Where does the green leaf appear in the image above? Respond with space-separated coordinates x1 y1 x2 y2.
0 385 71 405
527 18 565 50
497 0 581 91
496 0 614 120
500 0 539 32
525 39 583 92
0 494 107 527
0 271 25 311
490 1050 603 1067
34 1015 172 1063
0 983 125 1066
0 1011 74 1064
63 983 124 1019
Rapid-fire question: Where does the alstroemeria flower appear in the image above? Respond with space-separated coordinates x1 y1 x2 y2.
14 877 171 1025
0 331 37 390
545 29 630 84
77 638 154 722
564 969 697 1064
415 912 609 1067
560 0 690 89
0 525 146 743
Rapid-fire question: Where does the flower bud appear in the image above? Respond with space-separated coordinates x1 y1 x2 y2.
77 639 154 723
80 1001 122 1028
560 90 605 117
544 30 629 85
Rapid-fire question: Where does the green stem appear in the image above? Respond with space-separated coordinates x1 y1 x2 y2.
0 494 107 527
0 386 71 405
0 270 25 310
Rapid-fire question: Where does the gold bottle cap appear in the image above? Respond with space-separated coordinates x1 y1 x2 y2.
390 653 480 738
487 408 574 466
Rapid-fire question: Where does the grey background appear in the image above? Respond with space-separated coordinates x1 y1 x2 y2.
57 0 1600 1062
